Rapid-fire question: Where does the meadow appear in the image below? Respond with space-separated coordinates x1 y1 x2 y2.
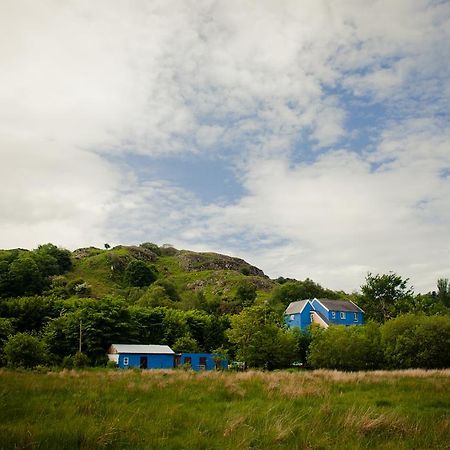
0 369 449 449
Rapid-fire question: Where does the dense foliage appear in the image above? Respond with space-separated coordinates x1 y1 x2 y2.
0 242 449 370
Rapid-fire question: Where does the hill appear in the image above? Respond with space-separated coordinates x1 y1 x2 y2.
64 243 274 309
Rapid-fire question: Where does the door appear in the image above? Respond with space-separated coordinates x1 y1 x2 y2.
140 356 148 369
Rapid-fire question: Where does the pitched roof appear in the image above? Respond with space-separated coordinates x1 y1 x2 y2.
315 299 364 313
285 300 310 315
109 344 175 355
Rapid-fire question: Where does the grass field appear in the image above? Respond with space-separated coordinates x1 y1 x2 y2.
0 369 449 450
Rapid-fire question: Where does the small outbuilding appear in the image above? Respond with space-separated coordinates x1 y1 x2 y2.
108 344 175 369
108 344 228 371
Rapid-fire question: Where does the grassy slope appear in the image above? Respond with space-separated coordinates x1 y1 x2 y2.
64 247 274 303
0 369 449 450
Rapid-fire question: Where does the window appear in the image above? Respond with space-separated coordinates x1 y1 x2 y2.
290 314 295 320
310 312 314 322
123 357 129 366
331 311 336 319
340 312 346 320
184 356 192 366
354 312 358 321
199 357 207 370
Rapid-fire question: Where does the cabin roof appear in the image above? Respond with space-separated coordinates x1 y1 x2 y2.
109 344 175 355
285 300 310 315
315 299 364 313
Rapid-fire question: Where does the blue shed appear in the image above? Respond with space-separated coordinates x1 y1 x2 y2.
108 344 175 369
177 353 228 371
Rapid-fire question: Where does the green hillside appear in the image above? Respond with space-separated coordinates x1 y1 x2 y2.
62 244 274 309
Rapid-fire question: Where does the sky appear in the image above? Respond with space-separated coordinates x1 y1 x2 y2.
1 0 449 293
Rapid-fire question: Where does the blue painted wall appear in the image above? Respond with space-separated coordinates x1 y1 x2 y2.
118 353 174 369
179 353 228 371
284 301 314 330
286 299 364 330
311 299 329 319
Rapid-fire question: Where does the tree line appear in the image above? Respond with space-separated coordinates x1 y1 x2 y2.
0 243 449 370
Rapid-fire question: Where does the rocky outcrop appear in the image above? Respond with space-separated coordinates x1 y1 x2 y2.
177 251 266 277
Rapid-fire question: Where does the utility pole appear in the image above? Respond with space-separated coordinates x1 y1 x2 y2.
79 319 82 353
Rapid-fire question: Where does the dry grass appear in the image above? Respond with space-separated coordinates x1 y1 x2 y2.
1 368 449 450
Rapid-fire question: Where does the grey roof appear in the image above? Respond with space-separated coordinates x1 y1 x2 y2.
285 300 310 315
109 344 175 355
315 299 364 313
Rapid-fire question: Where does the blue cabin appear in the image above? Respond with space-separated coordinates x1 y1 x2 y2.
108 344 228 371
284 298 364 330
108 344 175 369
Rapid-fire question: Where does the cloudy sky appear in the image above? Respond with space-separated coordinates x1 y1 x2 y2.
1 0 449 292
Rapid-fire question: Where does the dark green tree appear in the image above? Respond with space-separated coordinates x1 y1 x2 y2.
234 280 257 308
437 278 450 307
381 314 450 369
307 322 384 370
227 305 297 369
124 260 156 287
3 332 47 368
360 272 414 322
271 278 340 309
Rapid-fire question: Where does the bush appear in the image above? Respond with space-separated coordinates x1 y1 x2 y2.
73 351 90 368
124 260 156 287
4 332 48 368
381 314 450 369
308 323 384 371
172 335 200 353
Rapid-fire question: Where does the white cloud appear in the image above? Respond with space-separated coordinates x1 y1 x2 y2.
1 0 449 291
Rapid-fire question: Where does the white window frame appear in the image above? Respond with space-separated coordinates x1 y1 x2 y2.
310 312 314 322
123 357 129 366
354 312 358 321
331 311 336 319
290 314 295 320
340 312 346 320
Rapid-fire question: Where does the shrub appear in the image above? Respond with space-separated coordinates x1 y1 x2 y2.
73 351 90 368
4 332 47 368
124 260 156 287
308 323 384 371
381 314 450 369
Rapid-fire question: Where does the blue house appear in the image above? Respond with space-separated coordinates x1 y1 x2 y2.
285 298 364 330
108 344 228 371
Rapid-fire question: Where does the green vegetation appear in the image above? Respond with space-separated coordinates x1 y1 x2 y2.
0 242 449 371
0 369 449 450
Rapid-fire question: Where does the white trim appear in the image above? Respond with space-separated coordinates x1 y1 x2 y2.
331 311 336 319
311 311 329 328
340 312 346 319
313 298 330 312
350 300 365 313
285 300 313 315
353 312 358 321
123 357 129 366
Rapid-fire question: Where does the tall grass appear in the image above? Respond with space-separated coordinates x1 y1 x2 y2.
0 369 449 449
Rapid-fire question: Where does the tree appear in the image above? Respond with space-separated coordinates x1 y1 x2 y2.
8 254 44 296
437 278 450 307
104 243 111 250
381 314 450 369
4 332 47 368
360 272 414 322
307 322 384 371
34 244 72 274
227 305 297 369
234 280 257 308
271 278 340 309
124 260 156 287
172 335 200 353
